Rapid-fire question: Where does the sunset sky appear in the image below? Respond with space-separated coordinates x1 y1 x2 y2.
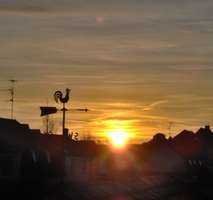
0 0 213 142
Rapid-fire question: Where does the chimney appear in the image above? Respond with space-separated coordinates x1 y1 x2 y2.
205 125 210 131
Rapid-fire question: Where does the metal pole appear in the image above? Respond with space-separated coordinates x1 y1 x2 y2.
46 115 49 134
11 88 14 119
62 102 66 181
62 102 65 136
168 122 173 138
46 99 49 134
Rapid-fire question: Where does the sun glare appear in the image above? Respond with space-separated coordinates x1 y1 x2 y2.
107 129 129 149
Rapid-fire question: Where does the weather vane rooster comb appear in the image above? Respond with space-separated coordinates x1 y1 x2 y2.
54 88 71 104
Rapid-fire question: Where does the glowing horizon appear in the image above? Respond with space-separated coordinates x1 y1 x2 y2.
107 129 129 148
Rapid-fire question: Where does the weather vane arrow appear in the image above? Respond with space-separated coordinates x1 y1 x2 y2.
40 107 58 116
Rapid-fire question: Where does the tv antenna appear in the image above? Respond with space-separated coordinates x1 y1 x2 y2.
168 121 173 138
9 79 18 119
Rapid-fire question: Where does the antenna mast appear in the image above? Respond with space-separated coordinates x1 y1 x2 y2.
168 121 173 138
9 79 17 119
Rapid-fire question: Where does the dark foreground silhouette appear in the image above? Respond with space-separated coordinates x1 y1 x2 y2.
1 118 213 199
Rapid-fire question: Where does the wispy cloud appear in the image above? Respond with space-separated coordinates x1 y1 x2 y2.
169 65 213 71
143 100 169 111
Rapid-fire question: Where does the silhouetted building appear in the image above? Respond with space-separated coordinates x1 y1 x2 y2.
1 117 213 184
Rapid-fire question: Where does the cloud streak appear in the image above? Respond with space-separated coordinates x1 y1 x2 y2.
143 100 169 111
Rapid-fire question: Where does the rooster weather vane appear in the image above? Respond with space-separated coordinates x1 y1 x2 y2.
40 88 88 137
54 88 71 104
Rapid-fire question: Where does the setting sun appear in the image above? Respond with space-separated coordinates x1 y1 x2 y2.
107 129 129 149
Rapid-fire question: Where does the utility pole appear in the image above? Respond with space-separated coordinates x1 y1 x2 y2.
9 79 17 119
